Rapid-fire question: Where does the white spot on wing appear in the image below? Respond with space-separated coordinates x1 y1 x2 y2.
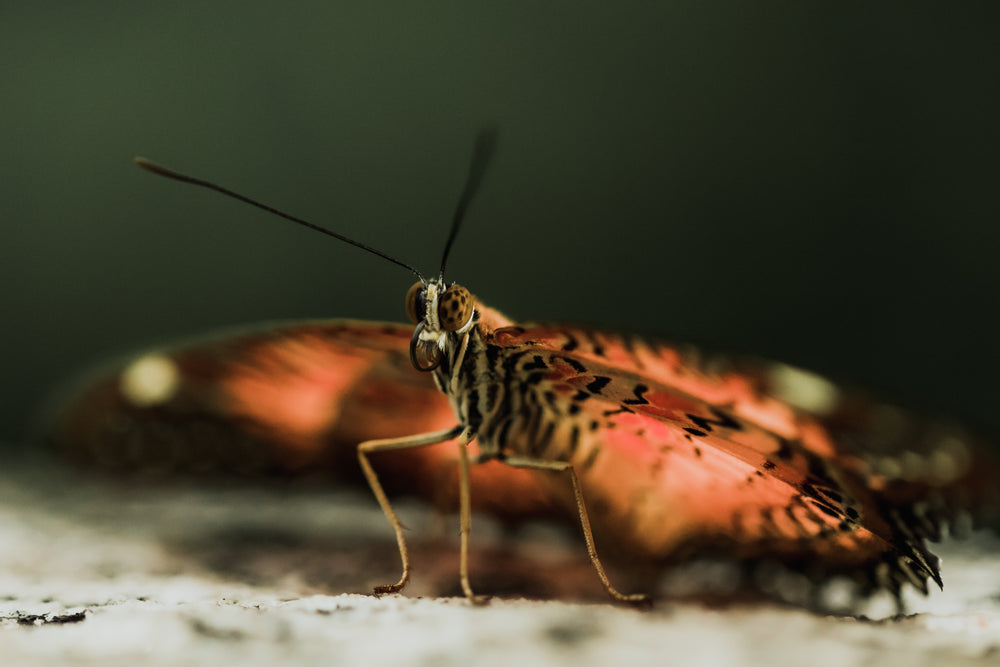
768 363 840 415
120 353 180 407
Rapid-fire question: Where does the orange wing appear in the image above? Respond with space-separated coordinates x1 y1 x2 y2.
48 320 560 521
483 324 999 597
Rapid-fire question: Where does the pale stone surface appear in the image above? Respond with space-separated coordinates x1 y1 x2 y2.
2 457 1000 666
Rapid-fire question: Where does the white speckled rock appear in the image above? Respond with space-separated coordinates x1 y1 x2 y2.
2 457 999 667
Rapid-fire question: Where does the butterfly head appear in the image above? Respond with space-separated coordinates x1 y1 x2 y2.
405 279 475 372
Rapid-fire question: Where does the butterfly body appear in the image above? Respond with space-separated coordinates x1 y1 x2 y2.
51 285 996 604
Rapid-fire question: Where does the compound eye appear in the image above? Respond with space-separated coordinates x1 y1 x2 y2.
405 281 425 324
437 284 473 332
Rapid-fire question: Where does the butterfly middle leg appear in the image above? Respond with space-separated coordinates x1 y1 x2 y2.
500 455 651 606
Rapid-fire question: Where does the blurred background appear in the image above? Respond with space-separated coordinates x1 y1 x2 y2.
3 3 998 448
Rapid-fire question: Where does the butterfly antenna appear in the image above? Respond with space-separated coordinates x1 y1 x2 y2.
133 157 424 279
439 126 499 278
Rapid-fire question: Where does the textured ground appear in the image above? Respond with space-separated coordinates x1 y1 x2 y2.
3 455 1000 667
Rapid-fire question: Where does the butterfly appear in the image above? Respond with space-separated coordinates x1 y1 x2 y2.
49 130 998 608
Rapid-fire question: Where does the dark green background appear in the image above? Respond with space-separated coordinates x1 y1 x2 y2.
3 3 998 448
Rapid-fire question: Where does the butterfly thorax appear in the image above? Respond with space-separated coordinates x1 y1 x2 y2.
424 299 595 465
423 299 511 450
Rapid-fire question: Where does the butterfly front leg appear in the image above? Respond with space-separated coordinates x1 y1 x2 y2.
500 455 651 606
357 425 466 596
358 424 488 603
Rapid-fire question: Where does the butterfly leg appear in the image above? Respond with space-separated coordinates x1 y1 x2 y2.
501 455 651 605
455 428 489 605
357 425 465 596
